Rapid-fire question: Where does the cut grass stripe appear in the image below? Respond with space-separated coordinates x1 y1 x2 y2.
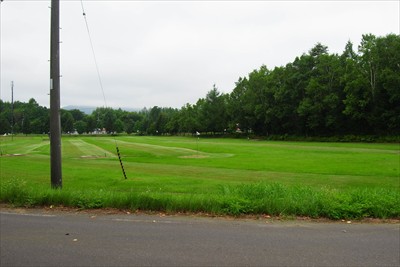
68 139 116 158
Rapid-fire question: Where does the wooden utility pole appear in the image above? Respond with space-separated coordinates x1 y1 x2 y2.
50 0 62 188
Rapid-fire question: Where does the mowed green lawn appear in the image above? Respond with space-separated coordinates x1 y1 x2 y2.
1 135 399 218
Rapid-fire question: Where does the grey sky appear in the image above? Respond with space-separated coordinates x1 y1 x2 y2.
1 1 399 109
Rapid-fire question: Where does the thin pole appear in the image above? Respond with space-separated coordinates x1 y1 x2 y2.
50 0 62 189
11 81 14 141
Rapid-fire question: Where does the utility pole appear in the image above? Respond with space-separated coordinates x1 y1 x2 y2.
50 0 62 189
11 81 14 141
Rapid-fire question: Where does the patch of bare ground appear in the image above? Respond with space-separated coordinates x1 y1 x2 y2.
1 204 398 224
179 155 209 159
0 154 25 157
80 155 107 159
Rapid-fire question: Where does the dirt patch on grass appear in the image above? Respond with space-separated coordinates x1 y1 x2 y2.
1 154 25 157
80 155 108 159
179 155 210 159
179 153 234 159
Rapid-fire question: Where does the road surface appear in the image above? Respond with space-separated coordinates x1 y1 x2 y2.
1 208 399 266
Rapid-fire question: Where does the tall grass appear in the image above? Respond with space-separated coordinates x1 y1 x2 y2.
1 179 399 219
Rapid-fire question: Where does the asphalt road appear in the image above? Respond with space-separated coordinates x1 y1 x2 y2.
1 209 399 267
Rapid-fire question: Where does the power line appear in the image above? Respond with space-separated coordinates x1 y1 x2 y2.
80 0 128 180
80 0 107 108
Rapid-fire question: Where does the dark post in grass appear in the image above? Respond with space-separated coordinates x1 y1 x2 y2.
11 81 14 141
50 0 62 189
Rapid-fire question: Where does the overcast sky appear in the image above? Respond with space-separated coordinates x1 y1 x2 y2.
1 1 399 110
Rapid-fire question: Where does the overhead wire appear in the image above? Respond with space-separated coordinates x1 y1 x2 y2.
80 0 107 107
79 0 128 180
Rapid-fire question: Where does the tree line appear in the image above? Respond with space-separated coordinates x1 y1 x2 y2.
1 33 399 137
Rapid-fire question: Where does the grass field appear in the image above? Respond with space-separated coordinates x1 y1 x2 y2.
1 135 399 219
